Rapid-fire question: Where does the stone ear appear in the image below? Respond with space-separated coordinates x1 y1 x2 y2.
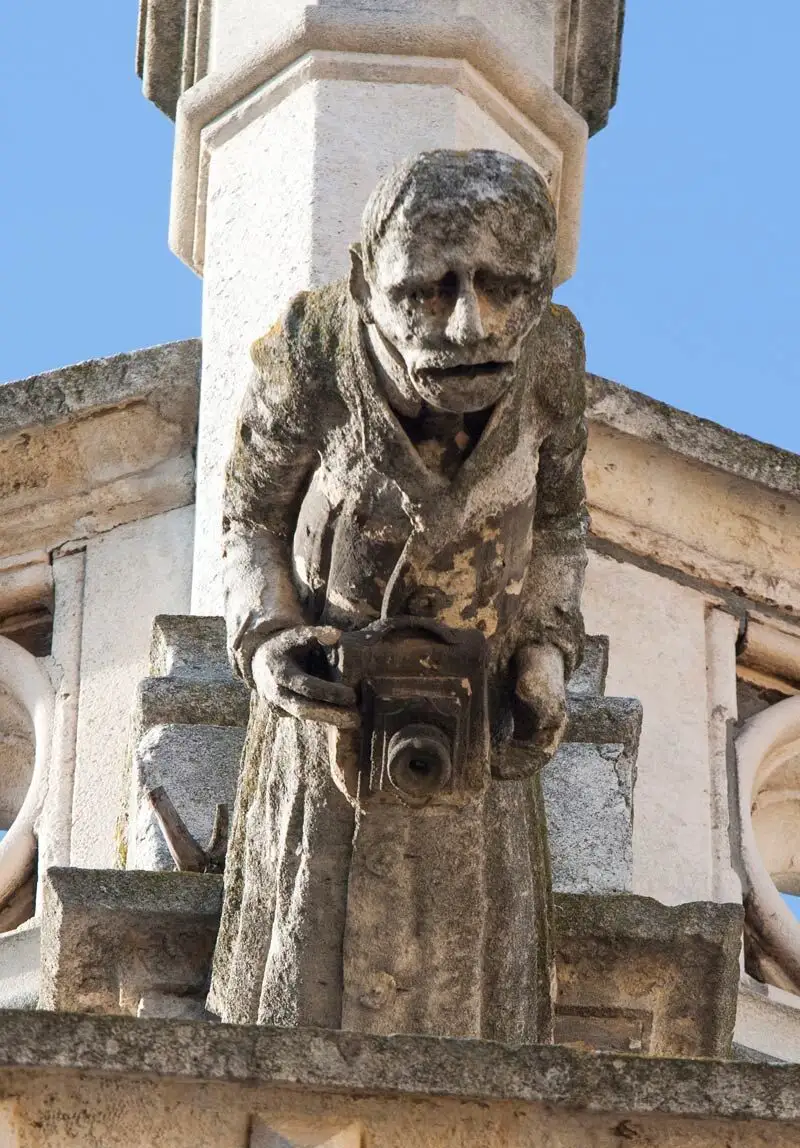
348 244 373 322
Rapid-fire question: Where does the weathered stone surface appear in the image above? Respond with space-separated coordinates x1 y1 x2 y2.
137 0 208 119
545 742 633 894
0 341 200 559
582 556 728 908
0 920 40 1009
149 614 231 681
567 633 609 696
135 677 250 731
565 694 642 758
0 340 200 439
555 0 625 134
251 1122 364 1148
136 991 210 1020
554 894 743 1058
69 506 195 870
211 151 589 1043
543 690 640 896
39 868 222 1014
3 1009 800 1125
129 724 243 871
735 973 800 1065
125 613 249 875
587 372 800 501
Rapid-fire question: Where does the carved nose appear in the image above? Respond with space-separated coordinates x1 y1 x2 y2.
446 286 485 345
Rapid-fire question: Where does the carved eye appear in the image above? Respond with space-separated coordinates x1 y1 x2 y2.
405 271 458 308
408 285 436 305
475 271 532 303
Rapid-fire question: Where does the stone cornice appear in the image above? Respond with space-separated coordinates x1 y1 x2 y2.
1 1010 800 1122
587 374 800 501
0 341 200 558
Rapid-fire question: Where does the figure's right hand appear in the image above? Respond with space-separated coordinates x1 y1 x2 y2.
250 625 359 729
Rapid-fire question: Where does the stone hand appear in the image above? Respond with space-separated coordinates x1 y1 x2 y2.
514 642 567 757
251 626 359 729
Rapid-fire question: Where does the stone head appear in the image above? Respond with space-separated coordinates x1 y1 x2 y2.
350 149 557 413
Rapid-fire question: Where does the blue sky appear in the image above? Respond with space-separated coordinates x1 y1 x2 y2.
1 3 798 453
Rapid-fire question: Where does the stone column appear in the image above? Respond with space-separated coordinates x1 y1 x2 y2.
138 0 624 614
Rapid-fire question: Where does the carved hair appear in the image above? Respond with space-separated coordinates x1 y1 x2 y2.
360 149 557 276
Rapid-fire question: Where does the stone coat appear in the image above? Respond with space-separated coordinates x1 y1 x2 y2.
208 281 587 1042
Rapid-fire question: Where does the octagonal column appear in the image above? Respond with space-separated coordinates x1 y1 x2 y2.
165 3 602 614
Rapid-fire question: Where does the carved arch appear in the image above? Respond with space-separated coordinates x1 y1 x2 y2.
738 696 800 992
0 637 55 928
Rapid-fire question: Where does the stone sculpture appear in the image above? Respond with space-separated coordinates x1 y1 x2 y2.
208 150 588 1043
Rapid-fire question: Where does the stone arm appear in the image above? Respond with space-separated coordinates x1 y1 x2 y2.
520 305 589 679
222 320 320 685
521 410 588 678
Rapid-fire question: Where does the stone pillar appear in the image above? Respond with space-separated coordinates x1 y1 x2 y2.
139 0 624 614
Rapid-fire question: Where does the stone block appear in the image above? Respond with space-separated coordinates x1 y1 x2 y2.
564 693 642 758
137 0 201 119
543 693 641 895
39 868 223 1014
0 341 199 561
136 991 210 1020
0 921 40 1010
129 724 244 871
544 741 633 894
149 613 232 681
135 676 250 731
554 892 744 1058
566 633 609 696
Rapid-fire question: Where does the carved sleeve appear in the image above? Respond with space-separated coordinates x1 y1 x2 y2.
521 307 589 676
222 302 320 684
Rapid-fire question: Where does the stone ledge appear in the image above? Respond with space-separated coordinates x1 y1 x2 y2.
586 372 800 501
136 677 250 729
6 1010 800 1121
0 341 201 558
0 340 200 438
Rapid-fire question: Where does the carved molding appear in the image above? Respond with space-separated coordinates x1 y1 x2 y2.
169 14 587 281
137 0 211 119
139 1 625 137
737 695 800 993
554 0 625 135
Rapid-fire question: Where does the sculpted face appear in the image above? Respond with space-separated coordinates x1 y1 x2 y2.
357 200 554 413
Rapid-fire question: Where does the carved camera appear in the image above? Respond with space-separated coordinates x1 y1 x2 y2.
328 618 491 807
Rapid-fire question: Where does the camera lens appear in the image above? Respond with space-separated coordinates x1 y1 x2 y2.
386 724 453 802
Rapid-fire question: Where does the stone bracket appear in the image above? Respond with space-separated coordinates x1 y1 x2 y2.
555 893 744 1057
39 867 223 1015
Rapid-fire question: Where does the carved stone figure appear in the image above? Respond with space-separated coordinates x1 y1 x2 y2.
208 150 588 1043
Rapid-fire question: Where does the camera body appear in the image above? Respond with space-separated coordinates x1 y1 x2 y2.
328 617 490 808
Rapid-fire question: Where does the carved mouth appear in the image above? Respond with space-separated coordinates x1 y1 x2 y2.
419 361 511 381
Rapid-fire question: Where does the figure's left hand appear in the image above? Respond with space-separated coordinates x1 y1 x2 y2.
514 643 567 758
